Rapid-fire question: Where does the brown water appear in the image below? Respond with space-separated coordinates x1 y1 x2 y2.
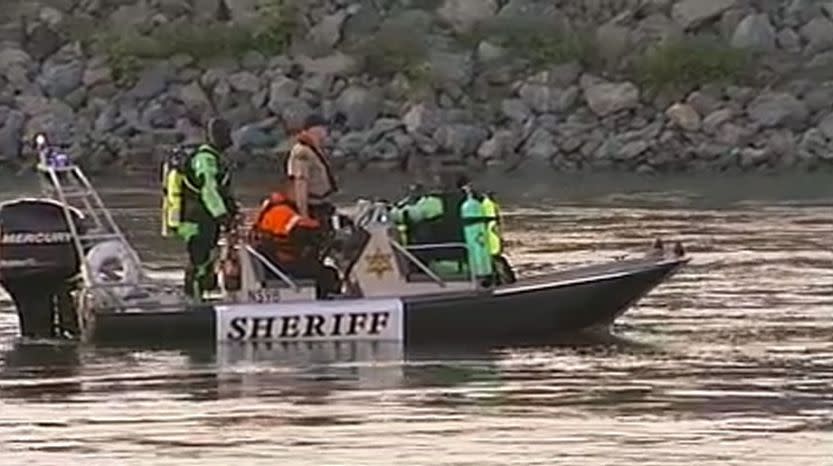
0 172 832 465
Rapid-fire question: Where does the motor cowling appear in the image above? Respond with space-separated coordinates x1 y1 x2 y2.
0 198 85 338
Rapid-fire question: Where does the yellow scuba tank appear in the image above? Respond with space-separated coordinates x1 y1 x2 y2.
481 193 502 256
161 147 188 237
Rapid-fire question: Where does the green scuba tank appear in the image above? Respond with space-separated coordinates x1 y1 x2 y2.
460 191 493 278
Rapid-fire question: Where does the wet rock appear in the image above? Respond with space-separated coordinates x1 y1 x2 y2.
731 13 776 50
747 92 809 128
336 86 382 130
671 0 736 30
437 0 498 34
581 76 640 117
37 60 83 99
799 17 833 53
665 103 701 131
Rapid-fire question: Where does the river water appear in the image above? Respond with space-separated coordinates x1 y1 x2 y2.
0 170 831 465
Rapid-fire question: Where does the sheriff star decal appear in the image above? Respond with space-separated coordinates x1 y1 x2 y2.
365 248 393 278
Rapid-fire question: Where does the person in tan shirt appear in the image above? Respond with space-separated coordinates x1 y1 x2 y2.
285 114 338 224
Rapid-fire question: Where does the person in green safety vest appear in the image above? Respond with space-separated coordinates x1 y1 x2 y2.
391 168 501 284
176 118 238 301
391 183 426 244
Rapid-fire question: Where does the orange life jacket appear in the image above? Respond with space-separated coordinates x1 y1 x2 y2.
252 192 320 264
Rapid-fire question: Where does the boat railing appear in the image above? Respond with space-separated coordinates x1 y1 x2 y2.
242 243 302 292
390 241 477 288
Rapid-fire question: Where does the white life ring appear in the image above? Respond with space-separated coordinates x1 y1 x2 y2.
85 240 140 298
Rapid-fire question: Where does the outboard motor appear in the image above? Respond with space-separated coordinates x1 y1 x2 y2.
0 198 85 338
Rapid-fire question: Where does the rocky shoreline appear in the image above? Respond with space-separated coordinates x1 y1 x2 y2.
2 0 833 175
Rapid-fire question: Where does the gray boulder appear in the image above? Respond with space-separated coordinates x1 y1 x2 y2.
433 124 489 156
730 13 776 51
129 64 172 100
37 61 83 99
403 104 442 135
308 10 348 51
477 130 517 160
337 131 370 157
776 28 801 51
280 98 313 132
686 90 722 116
665 103 701 131
179 81 212 120
502 98 532 123
437 0 498 34
0 48 32 74
23 100 78 146
336 86 383 130
817 112 833 139
799 17 833 53
702 108 734 134
0 110 25 160
747 92 809 128
227 71 261 94
522 127 558 160
267 77 300 116
581 76 640 117
429 49 474 87
477 41 507 63
738 147 770 168
671 0 736 30
232 124 279 151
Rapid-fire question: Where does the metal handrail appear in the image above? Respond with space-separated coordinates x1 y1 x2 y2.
243 244 301 292
392 241 477 288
